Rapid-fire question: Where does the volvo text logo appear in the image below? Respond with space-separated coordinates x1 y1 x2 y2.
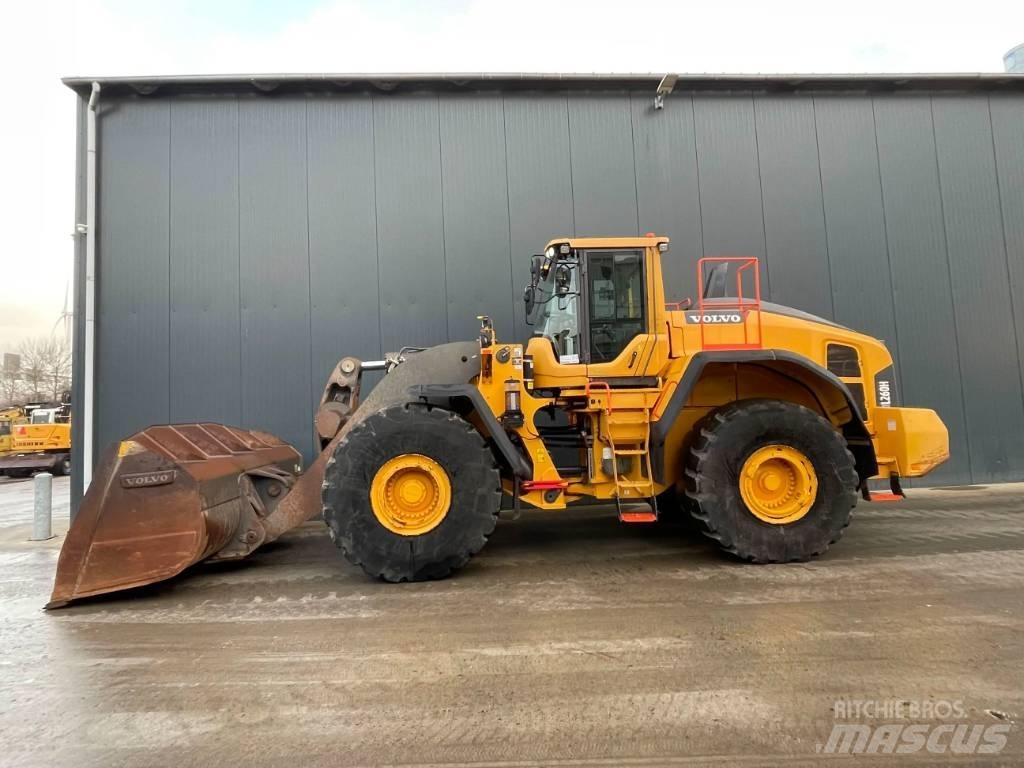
120 470 177 489
685 312 743 325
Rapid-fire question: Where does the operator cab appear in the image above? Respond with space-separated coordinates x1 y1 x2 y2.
30 409 57 425
523 236 669 383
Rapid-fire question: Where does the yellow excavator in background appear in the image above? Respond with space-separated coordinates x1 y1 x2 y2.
0 406 28 459
49 235 949 607
0 396 71 478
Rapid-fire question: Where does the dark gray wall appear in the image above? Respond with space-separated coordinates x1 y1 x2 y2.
76 86 1024 500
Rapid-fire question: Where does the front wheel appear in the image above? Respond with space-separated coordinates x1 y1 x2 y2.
684 399 858 562
322 403 501 582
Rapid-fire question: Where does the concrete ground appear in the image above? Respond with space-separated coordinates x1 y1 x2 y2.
0 476 1022 767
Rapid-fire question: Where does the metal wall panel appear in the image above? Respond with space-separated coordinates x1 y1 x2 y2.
754 97 832 318
168 98 241 424
83 88 1024 486
96 99 171 454
567 94 639 236
306 95 380 416
439 94 514 342
990 96 1024 418
630 93 703 304
932 96 1024 482
813 97 899 351
503 94 575 341
237 98 312 457
372 95 448 351
872 97 969 484
692 95 771 297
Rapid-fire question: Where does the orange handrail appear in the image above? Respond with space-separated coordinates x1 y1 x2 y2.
584 380 613 413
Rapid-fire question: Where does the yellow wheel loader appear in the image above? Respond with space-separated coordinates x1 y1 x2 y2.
49 235 949 606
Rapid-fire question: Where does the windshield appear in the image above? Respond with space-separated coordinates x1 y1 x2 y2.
531 256 581 363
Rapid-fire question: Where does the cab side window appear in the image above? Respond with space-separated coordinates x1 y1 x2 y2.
587 250 645 362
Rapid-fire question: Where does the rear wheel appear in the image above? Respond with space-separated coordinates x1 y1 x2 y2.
322 403 501 581
684 399 858 562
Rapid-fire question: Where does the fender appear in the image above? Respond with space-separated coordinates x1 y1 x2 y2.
650 350 877 484
409 383 533 479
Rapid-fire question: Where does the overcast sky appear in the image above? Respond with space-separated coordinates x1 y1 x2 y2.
1 0 1021 353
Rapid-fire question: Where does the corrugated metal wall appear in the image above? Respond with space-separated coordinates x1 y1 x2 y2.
85 87 1024 489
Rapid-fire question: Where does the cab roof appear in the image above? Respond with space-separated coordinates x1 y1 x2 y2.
544 235 669 251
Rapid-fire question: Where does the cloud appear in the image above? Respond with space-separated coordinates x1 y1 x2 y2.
1 0 1021 349
66 1 1024 76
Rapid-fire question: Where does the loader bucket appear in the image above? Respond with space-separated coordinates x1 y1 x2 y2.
47 424 302 608
48 343 481 607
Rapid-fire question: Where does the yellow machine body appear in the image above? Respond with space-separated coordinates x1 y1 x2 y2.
12 420 72 454
0 404 73 477
51 234 950 605
472 236 948 510
0 407 28 455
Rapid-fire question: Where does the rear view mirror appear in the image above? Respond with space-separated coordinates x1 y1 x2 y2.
529 255 543 287
524 255 544 321
554 264 571 295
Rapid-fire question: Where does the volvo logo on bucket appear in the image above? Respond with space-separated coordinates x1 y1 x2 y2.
120 470 177 489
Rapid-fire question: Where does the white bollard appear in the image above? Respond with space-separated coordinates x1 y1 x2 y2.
32 472 54 541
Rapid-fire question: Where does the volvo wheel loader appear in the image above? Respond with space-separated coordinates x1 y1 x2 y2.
49 235 949 607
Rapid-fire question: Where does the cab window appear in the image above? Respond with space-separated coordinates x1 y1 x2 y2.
586 250 645 362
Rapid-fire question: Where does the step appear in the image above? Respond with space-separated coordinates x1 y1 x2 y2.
613 448 648 455
868 491 904 502
619 510 658 523
616 479 655 489
604 410 651 423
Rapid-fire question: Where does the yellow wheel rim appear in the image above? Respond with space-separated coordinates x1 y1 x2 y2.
739 445 818 525
370 454 451 536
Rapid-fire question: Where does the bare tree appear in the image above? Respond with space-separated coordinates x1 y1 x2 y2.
17 336 71 402
46 337 72 400
0 365 19 407
18 339 47 401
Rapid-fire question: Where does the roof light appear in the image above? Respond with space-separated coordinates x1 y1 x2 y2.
655 74 678 110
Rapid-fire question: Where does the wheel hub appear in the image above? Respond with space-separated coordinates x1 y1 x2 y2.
370 454 451 536
739 445 818 525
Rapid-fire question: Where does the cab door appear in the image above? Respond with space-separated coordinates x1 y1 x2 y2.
583 249 655 380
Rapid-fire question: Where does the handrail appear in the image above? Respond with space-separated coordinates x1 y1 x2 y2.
696 256 763 350
584 380 613 413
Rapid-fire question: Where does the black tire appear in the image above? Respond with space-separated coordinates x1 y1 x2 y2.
55 457 71 476
322 403 501 582
684 399 858 563
655 486 698 522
